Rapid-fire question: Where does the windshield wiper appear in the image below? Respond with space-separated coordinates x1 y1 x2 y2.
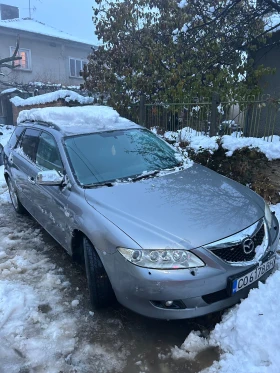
83 181 115 188
130 170 161 182
130 164 184 182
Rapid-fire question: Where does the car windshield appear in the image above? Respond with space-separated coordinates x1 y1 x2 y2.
64 128 181 186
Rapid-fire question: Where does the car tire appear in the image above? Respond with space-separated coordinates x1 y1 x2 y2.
83 236 115 308
6 177 26 214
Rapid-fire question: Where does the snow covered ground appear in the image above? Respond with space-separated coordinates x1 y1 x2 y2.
0 126 131 373
1 123 280 373
165 208 280 373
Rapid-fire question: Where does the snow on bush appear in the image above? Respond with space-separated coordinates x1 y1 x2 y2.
161 127 280 160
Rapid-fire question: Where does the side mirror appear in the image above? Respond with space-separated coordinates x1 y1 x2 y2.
36 170 64 186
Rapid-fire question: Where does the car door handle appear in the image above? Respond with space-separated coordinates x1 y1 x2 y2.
8 153 13 165
27 176 36 185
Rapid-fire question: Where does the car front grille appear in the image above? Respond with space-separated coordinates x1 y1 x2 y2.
211 224 265 263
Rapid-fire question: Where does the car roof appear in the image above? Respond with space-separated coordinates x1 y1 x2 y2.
17 105 142 136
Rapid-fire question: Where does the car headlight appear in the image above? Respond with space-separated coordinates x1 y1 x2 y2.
117 247 205 269
265 202 273 229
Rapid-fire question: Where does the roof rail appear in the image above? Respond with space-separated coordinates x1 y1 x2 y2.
18 120 61 131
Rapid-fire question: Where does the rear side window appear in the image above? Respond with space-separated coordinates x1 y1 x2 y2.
19 128 41 162
7 126 25 149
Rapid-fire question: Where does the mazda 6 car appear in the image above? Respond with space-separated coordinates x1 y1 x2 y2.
3 105 279 319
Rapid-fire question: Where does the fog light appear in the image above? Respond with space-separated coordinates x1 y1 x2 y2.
165 300 173 307
150 300 186 309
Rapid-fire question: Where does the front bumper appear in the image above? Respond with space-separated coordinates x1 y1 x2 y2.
109 215 279 320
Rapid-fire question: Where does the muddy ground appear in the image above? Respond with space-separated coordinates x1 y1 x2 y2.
0 203 221 373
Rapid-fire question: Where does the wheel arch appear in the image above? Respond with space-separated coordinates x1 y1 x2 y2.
4 171 9 183
71 229 86 265
71 229 102 266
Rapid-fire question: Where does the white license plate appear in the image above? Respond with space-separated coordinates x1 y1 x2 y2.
232 257 276 294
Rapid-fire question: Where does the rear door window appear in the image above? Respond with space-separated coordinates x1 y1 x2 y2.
18 128 41 162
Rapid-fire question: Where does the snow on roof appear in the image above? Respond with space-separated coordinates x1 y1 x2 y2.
1 87 23 95
17 106 140 135
10 89 94 107
0 18 94 45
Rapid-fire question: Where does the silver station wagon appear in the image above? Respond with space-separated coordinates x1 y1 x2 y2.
3 106 279 319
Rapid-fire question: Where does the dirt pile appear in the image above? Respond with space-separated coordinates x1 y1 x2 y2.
185 143 280 204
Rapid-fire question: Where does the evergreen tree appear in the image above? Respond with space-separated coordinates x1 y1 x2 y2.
83 0 280 110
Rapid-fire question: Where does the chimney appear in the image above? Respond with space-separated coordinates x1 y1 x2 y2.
0 4 19 20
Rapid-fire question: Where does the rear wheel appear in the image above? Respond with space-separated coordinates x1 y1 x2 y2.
83 236 115 308
6 177 25 214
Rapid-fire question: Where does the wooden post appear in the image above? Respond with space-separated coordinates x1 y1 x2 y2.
210 92 220 136
139 95 146 126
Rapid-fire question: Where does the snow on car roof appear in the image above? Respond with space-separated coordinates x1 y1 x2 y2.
17 106 141 135
0 18 94 45
10 90 94 107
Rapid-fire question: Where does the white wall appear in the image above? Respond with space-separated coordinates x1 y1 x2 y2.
0 28 92 88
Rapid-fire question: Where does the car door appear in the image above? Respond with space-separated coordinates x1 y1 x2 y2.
11 128 41 215
33 131 70 248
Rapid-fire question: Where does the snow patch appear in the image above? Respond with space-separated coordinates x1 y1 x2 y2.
171 331 210 360
71 299 79 307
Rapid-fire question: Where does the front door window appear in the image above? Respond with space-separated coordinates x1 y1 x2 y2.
36 132 63 173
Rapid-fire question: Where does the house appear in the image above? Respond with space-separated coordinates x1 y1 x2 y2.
0 4 95 125
249 14 280 137
254 14 280 97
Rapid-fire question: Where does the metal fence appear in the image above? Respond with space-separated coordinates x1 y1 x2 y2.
137 94 280 141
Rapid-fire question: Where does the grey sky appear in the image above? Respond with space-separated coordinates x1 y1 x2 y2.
2 0 98 44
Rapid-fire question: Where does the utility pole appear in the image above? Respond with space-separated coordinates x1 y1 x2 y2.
29 0 31 18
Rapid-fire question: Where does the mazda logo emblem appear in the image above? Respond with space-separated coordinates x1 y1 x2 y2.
242 238 255 255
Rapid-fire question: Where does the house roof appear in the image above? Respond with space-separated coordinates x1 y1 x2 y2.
10 89 94 107
0 87 24 95
0 18 94 46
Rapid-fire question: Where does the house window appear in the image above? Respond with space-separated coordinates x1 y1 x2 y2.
69 58 87 78
10 47 32 70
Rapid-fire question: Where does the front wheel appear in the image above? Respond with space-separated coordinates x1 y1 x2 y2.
83 236 115 309
6 177 25 214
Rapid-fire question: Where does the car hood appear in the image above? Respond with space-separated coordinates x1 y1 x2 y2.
84 164 264 250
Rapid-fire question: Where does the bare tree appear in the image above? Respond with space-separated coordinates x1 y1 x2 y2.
0 37 22 86
0 36 21 70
